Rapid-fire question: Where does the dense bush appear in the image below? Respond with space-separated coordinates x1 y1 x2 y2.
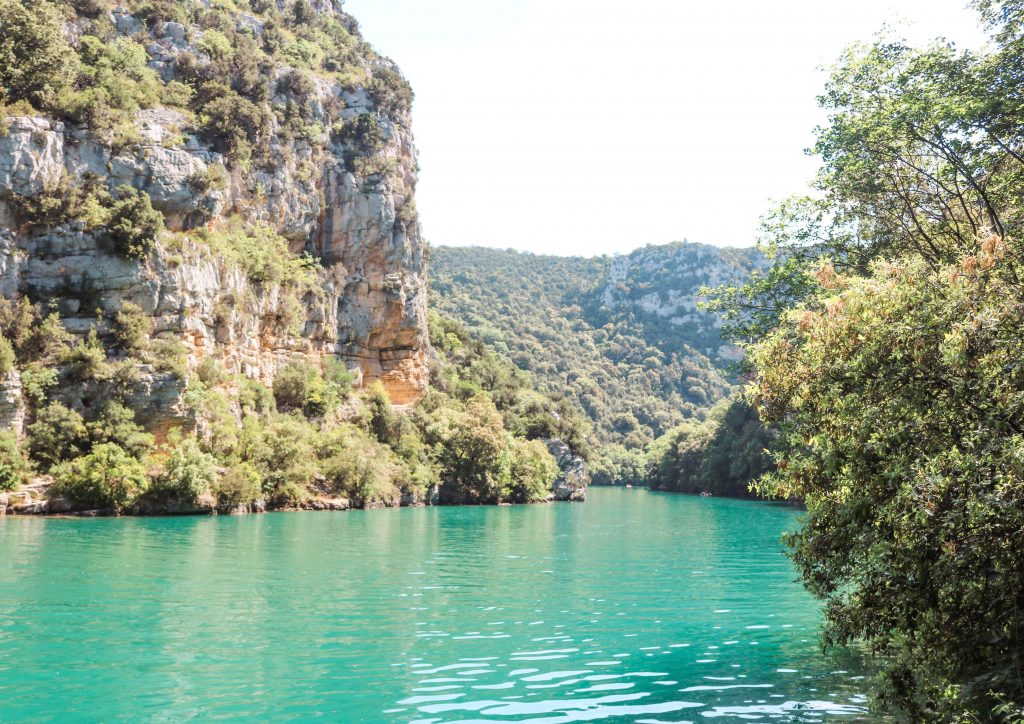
27 402 90 471
111 302 152 353
506 438 558 504
0 0 75 110
0 431 32 491
53 443 149 512
86 402 154 460
213 462 262 508
0 335 14 375
154 438 217 504
272 359 349 418
105 186 164 260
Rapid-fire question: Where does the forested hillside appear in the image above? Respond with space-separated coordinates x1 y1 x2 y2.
429 243 765 484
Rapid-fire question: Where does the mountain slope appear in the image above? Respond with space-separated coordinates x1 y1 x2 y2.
429 243 764 479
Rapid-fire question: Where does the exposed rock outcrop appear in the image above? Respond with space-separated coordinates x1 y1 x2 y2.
0 1 431 441
544 439 589 502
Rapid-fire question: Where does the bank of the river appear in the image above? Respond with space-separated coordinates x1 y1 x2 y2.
0 487 877 722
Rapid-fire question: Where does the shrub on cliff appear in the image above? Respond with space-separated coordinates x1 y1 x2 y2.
111 302 152 354
0 335 14 375
87 402 154 461
272 359 349 418
105 186 164 260
153 438 217 504
53 443 149 512
27 402 90 471
0 0 75 111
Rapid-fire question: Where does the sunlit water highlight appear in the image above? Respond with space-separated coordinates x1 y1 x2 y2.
0 488 875 722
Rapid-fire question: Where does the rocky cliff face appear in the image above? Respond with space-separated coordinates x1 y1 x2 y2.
0 0 430 439
596 242 767 363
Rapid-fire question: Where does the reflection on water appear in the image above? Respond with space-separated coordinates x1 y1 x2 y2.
0 488 877 721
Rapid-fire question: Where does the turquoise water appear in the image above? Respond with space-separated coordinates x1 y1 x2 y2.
0 488 873 722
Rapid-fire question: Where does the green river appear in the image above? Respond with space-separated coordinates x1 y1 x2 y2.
0 488 874 722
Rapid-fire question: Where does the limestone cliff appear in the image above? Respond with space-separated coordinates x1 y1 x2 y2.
0 0 430 442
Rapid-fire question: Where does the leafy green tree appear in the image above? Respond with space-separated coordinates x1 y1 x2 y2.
86 402 154 460
506 438 558 503
0 431 32 491
154 438 217 504
27 402 89 471
0 334 14 375
53 443 148 512
750 256 1024 718
213 462 263 508
426 394 511 504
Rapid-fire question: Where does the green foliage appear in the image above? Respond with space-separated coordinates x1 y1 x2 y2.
86 402 154 460
27 402 89 471
194 217 318 286
19 364 57 407
320 424 404 507
105 186 164 260
150 336 188 380
154 438 217 504
60 328 109 383
272 358 349 418
0 334 14 375
723 6 1024 718
0 0 75 110
213 461 262 507
58 35 163 147
53 443 149 512
751 257 1024 718
111 302 152 353
506 438 558 504
193 82 272 168
367 65 414 117
187 163 229 194
0 431 32 491
419 393 556 505
645 398 774 497
430 246 753 476
428 312 593 459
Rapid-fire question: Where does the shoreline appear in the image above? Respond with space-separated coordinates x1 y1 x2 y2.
0 492 588 520
590 483 803 508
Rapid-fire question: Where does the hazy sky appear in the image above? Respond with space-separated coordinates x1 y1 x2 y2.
344 0 988 256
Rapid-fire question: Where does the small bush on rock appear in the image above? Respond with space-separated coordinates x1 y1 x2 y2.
105 186 164 260
111 302 152 353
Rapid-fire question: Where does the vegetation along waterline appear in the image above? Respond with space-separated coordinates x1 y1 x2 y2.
1 0 1024 721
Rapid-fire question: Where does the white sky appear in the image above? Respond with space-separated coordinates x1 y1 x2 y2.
344 0 989 256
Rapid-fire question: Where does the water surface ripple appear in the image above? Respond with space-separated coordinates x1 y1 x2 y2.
0 488 874 722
